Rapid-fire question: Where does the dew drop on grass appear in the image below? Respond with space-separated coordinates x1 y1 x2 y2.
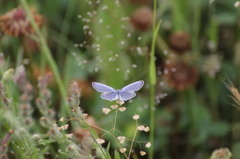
78 15 82 19
144 104 148 108
157 70 162 75
83 25 90 30
138 36 142 40
116 68 120 71
96 0 101 4
115 54 119 57
127 33 131 37
136 47 142 55
126 69 130 73
88 1 92 5
159 81 164 86
121 41 125 44
87 12 93 18
132 64 137 68
102 5 108 10
171 68 176 72
79 44 84 47
74 44 78 47
165 60 170 64
95 67 99 72
99 19 103 23
164 69 168 74
88 31 92 35
163 50 168 55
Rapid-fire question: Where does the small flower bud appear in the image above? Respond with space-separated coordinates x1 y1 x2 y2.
1 68 14 85
210 148 232 159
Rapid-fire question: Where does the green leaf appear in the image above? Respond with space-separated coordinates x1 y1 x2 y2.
114 150 120 159
38 139 56 146
208 122 230 137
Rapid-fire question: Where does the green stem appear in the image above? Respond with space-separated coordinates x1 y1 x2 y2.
148 0 160 158
20 0 69 115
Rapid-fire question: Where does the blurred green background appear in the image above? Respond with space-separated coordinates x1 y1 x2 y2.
0 0 240 158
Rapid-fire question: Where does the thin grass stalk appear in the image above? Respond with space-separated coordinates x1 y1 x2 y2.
19 0 69 116
148 0 161 158
56 0 76 61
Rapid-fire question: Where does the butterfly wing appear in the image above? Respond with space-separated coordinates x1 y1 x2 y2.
92 82 116 92
119 91 136 101
121 80 144 91
101 92 119 101
119 80 144 101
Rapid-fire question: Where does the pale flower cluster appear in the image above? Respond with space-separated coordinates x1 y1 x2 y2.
137 125 149 132
117 136 126 144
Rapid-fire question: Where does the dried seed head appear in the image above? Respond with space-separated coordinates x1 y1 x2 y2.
0 6 43 36
130 7 153 31
164 60 198 91
169 31 191 54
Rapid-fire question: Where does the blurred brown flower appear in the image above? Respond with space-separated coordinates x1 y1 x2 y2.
164 60 198 91
0 6 43 36
130 6 153 31
74 116 100 142
169 31 191 54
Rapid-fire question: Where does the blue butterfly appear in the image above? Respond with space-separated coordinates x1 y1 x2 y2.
92 80 144 101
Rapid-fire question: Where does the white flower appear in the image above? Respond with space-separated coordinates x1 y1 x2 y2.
102 108 111 114
96 138 105 144
133 115 140 120
116 100 125 105
111 104 118 109
119 148 127 153
145 142 151 148
140 151 146 156
117 136 126 144
137 125 145 131
119 107 126 112
144 126 150 132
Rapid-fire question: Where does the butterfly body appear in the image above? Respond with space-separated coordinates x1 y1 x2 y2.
92 80 144 101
